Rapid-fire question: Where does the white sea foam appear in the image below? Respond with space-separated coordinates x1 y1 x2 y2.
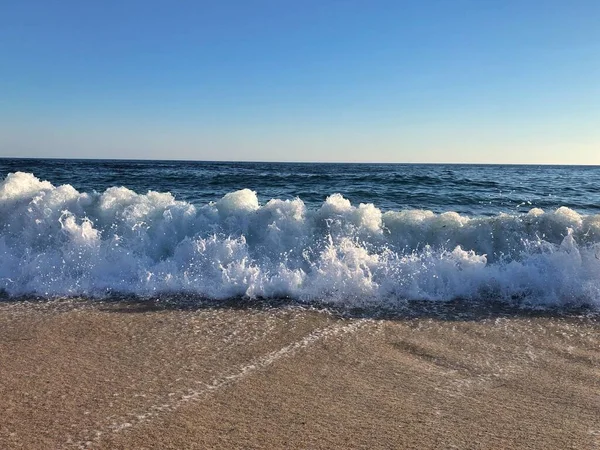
1 172 600 307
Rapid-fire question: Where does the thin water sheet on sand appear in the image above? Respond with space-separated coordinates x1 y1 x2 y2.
0 298 599 449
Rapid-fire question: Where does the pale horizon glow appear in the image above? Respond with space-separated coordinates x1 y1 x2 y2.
1 1 599 164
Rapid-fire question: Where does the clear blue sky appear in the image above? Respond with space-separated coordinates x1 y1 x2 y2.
1 0 599 163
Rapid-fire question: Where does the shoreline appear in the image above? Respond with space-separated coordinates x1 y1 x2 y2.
1 298 599 449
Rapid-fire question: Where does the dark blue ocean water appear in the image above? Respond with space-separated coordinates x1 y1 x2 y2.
2 158 599 216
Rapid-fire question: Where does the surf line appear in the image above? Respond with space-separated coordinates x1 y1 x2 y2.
72 319 369 449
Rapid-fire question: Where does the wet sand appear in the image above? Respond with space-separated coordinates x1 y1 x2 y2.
1 299 599 449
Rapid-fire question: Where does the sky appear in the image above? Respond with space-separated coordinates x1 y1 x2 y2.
1 0 599 163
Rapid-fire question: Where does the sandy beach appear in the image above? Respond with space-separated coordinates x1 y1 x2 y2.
1 298 599 449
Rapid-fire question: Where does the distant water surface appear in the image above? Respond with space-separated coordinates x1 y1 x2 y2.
2 158 600 216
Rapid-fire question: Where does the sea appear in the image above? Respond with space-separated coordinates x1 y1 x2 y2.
1 158 600 308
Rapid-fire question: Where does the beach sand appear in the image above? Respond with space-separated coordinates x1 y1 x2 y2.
1 299 599 449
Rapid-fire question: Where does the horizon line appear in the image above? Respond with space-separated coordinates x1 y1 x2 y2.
1 155 599 167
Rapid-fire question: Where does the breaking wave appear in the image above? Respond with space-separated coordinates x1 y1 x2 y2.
1 172 600 307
